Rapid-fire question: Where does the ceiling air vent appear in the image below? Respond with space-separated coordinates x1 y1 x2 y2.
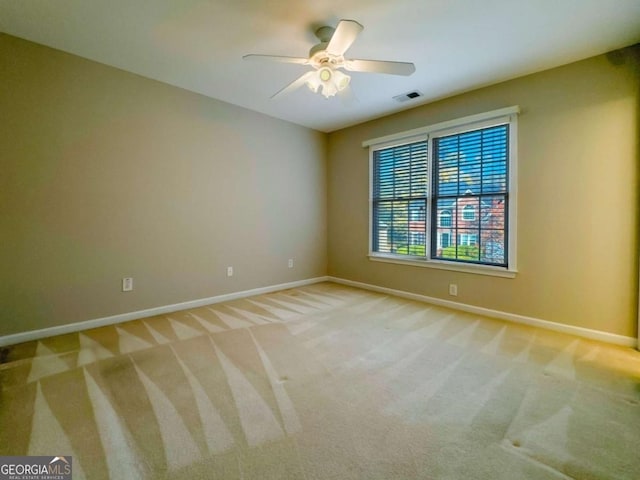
393 90 423 102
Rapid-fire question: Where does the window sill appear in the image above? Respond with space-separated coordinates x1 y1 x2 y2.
368 254 517 278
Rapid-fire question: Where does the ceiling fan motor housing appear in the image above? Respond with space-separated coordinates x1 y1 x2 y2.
314 26 335 42
309 43 344 68
309 42 329 61
309 25 342 68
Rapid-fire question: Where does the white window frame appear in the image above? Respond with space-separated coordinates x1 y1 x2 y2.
366 106 519 278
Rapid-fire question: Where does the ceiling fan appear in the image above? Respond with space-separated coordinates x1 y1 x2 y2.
243 19 416 99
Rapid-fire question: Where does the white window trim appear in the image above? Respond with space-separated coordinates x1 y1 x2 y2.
367 106 519 278
362 106 520 148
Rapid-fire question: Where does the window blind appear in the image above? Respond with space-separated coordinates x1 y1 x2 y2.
372 140 428 255
431 124 509 266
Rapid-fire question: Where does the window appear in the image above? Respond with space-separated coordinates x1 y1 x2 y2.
461 205 475 221
458 233 478 246
371 139 428 256
439 210 452 227
367 107 518 276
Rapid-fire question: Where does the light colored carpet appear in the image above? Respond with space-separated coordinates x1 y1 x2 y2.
1 282 639 479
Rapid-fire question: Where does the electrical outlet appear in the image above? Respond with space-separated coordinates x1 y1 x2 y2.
227 266 233 277
288 259 294 268
122 277 133 292
448 284 458 296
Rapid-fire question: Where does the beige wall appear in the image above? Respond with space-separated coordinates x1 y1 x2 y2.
0 34 327 336
328 48 639 338
2 31 638 340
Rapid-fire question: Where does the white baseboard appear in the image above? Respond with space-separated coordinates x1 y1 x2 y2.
328 276 638 348
4 275 636 349
0 276 330 347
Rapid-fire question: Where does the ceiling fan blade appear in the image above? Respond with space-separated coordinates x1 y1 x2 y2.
326 20 364 56
243 54 309 65
345 59 416 76
271 71 316 99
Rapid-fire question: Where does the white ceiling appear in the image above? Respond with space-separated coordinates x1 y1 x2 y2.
1 1 639 132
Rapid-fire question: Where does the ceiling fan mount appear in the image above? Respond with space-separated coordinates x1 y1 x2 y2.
307 25 336 60
314 25 336 43
243 20 416 100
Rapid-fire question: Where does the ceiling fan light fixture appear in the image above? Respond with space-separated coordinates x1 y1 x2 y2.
321 81 338 99
306 74 321 93
319 67 332 82
308 67 350 98
333 69 350 90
